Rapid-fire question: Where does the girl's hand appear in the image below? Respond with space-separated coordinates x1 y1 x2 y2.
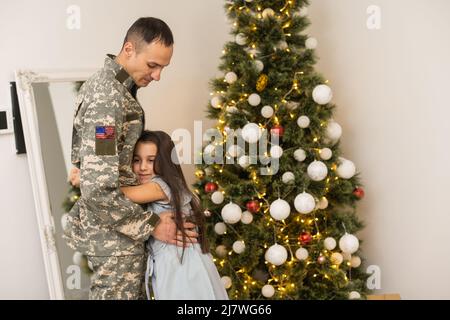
69 167 80 187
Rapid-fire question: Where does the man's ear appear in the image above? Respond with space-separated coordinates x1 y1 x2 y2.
122 41 135 58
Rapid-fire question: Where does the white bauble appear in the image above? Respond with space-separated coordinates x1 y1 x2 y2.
294 192 315 214
351 256 362 268
270 145 283 158
225 71 238 84
72 252 84 266
203 144 216 157
294 148 307 162
226 106 239 114
233 240 246 254
339 233 360 254
61 213 69 232
221 202 242 224
307 160 328 181
320 148 332 160
295 248 309 261
227 144 244 158
242 122 262 143
215 245 228 257
286 101 300 110
211 96 222 109
331 252 344 265
254 60 264 72
204 166 214 176
211 191 224 204
241 211 254 224
248 93 262 106
305 37 318 49
269 199 291 221
262 285 275 298
325 120 342 141
324 237 337 250
248 48 258 57
224 126 234 136
262 8 275 19
299 7 308 17
342 252 352 261
317 196 329 210
349 291 361 300
282 171 295 184
312 84 333 105
277 41 288 50
235 33 247 45
238 155 250 169
204 209 212 217
297 115 310 128
337 157 356 179
261 105 274 118
214 222 227 235
265 244 288 266
221 276 232 289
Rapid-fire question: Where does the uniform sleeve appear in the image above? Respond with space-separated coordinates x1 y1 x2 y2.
79 98 159 242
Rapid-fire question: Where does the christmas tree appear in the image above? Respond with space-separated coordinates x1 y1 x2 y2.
193 0 368 300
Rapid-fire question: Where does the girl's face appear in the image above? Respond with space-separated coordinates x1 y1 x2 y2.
132 141 158 184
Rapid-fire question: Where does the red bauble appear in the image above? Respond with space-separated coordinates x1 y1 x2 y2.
299 232 312 245
204 182 218 193
353 187 365 199
270 125 285 137
246 200 260 213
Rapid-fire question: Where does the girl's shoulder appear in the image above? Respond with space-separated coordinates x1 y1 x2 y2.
151 175 172 203
151 175 192 206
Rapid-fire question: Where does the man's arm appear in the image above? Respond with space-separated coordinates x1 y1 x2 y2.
79 98 159 242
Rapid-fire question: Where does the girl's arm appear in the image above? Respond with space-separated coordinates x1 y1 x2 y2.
121 182 168 204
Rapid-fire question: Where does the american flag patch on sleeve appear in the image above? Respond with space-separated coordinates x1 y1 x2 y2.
96 126 115 139
95 126 116 155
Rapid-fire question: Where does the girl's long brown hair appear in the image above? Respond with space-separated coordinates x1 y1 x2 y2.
136 130 209 256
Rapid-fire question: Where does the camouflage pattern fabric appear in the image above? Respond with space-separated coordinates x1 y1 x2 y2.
87 255 147 300
63 54 160 257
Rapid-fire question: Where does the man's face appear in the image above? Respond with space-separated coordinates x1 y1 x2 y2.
125 41 173 87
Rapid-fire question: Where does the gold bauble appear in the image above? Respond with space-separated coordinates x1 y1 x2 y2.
195 169 205 179
256 74 269 92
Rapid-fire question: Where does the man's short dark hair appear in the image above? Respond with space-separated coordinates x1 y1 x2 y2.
123 17 174 51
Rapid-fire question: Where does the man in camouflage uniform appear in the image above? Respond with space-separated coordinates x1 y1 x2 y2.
64 17 198 300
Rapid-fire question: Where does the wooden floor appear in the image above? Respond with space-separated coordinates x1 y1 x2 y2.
367 293 401 300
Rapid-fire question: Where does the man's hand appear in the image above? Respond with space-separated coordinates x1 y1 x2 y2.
152 211 199 247
69 167 80 187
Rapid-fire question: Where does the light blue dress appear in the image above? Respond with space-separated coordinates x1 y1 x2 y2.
145 176 229 300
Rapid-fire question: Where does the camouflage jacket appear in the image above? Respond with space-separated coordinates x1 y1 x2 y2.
63 54 160 256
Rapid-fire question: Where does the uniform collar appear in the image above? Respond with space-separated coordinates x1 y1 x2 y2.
105 54 138 93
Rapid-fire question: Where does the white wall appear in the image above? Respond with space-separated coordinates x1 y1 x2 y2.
0 0 449 299
308 0 450 299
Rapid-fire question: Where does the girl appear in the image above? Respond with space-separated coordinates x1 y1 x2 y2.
121 130 228 300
